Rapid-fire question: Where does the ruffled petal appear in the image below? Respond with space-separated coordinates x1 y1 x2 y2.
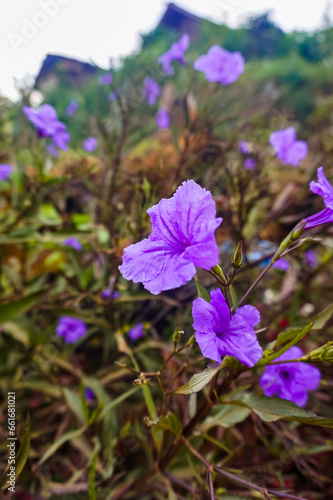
304 208 333 229
192 297 221 334
194 330 222 364
210 288 230 325
269 127 296 151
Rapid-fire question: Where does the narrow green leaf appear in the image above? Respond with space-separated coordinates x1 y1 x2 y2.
88 447 99 500
98 387 138 420
172 364 222 395
229 285 239 309
39 427 86 465
201 404 251 430
0 290 45 325
13 381 62 398
0 414 31 489
312 303 333 330
194 277 211 302
224 394 333 427
63 388 87 424
3 322 30 347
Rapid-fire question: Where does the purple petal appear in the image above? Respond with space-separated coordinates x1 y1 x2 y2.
194 45 244 85
304 207 333 229
0 164 14 181
128 323 145 341
63 237 82 251
155 108 170 129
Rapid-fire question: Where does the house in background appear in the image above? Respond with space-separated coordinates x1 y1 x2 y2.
158 3 202 39
35 54 98 93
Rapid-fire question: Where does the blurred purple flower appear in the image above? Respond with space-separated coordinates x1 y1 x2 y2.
238 140 250 154
56 316 87 343
244 158 256 170
108 88 122 101
260 346 321 407
192 288 262 367
194 46 244 84
119 180 222 295
63 237 82 251
128 323 145 342
66 99 78 116
85 388 95 401
305 250 317 268
82 137 98 152
158 33 190 75
99 73 112 85
272 258 289 271
0 164 13 181
269 127 308 167
101 290 120 299
23 104 70 151
156 108 170 129
46 143 59 158
304 167 333 229
143 76 161 105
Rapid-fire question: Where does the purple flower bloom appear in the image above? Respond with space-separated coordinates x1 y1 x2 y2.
272 258 290 271
128 323 145 342
102 289 120 299
238 140 250 154
82 137 98 152
99 73 112 85
305 250 317 268
143 76 161 105
46 143 59 158
56 316 87 343
119 180 222 295
66 99 78 116
244 158 256 170
63 237 82 251
269 127 308 167
23 104 70 151
304 167 333 229
85 388 95 401
194 46 244 85
156 108 170 129
0 164 13 181
260 346 321 407
113 291 120 299
192 288 262 367
158 33 190 75
108 88 122 102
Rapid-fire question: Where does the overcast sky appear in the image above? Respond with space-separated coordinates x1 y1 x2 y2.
1 0 331 100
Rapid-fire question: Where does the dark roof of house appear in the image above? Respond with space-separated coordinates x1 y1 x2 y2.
35 54 98 87
158 3 202 32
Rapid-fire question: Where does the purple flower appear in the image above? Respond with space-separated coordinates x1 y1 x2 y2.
194 46 244 85
158 33 190 75
56 316 87 343
192 288 262 367
305 250 317 268
0 164 13 181
304 167 333 229
272 258 289 271
128 323 145 342
85 388 95 401
82 137 98 152
46 143 59 158
108 88 122 101
23 104 70 151
244 158 256 170
156 108 170 129
99 73 112 85
238 140 250 154
112 291 120 299
260 346 321 407
143 76 161 105
269 127 308 167
63 237 82 251
66 99 78 116
101 289 120 299
119 180 222 295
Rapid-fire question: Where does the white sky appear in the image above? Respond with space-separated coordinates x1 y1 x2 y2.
0 0 331 100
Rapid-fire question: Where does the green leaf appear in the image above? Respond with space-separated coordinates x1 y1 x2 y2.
229 285 239 309
38 203 62 225
98 387 138 420
0 414 31 489
257 322 313 367
146 412 183 437
201 404 251 429
0 290 45 325
224 394 333 427
88 446 99 500
39 427 86 465
13 381 62 398
63 388 87 424
3 322 30 347
172 364 222 395
194 277 211 302
312 303 333 330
